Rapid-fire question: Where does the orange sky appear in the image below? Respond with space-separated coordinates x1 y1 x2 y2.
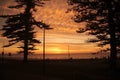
0 0 100 54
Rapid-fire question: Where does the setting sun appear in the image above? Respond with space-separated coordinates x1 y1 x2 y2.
49 47 64 54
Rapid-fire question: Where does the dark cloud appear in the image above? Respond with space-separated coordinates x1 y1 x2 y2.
0 0 13 7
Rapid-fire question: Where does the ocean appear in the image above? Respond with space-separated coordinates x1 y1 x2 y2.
0 53 110 60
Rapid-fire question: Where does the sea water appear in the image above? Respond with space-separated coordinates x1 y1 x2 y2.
0 53 110 60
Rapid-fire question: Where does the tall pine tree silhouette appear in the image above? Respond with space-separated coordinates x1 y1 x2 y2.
68 0 120 69
0 0 49 62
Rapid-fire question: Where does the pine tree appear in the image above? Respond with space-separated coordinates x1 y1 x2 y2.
0 0 49 62
68 0 120 69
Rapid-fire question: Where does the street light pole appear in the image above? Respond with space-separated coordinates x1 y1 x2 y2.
43 27 45 61
42 27 46 76
42 27 53 61
68 43 70 59
41 23 53 76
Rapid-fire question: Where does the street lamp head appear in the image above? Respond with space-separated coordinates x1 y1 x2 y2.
42 23 53 30
37 21 53 30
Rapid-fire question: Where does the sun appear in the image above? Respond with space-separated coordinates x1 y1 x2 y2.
50 47 63 54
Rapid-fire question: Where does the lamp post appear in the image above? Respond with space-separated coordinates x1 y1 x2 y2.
43 27 45 61
38 22 53 61
42 27 53 61
40 23 53 76
68 43 70 59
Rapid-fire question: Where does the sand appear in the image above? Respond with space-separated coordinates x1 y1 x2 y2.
1 58 120 80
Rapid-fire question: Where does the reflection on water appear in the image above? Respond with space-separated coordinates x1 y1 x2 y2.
0 53 110 60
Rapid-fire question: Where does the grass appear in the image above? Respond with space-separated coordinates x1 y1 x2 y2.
0 58 120 80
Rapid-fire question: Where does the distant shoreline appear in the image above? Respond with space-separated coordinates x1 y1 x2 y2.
0 53 110 60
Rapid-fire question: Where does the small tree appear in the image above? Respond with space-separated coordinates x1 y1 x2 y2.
0 0 49 62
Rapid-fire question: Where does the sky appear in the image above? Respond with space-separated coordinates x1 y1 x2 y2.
0 0 100 54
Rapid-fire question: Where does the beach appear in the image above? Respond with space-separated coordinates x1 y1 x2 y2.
1 58 120 80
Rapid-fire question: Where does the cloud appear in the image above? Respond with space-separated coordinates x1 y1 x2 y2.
35 0 79 27
0 0 99 54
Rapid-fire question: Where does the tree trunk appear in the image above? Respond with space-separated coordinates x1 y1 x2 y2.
24 39 28 62
108 0 117 70
23 3 31 63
